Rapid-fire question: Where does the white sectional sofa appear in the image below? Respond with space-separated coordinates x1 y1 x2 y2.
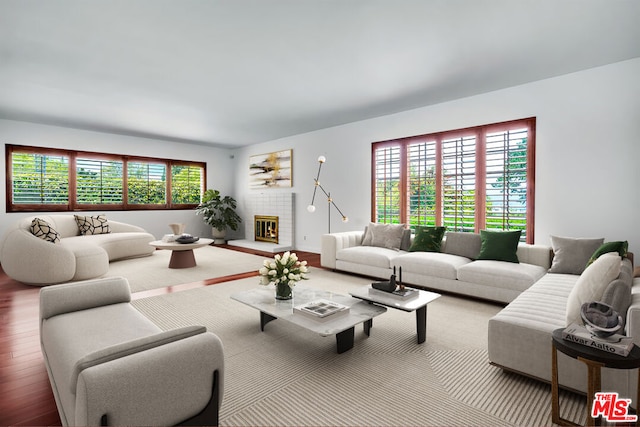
489 254 639 404
40 276 224 426
0 214 155 285
322 225 637 403
321 228 552 303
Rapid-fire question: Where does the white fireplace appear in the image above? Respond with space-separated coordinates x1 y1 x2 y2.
227 193 294 252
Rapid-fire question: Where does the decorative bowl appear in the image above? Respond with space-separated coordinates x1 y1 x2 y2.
580 301 623 338
175 234 200 244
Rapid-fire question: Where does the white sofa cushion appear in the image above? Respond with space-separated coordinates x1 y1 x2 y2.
443 232 482 259
336 246 401 269
62 232 155 261
565 252 622 325
48 215 84 238
457 260 547 293
66 244 110 281
487 273 577 384
392 252 471 280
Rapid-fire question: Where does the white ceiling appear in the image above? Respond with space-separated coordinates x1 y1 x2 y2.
1 0 639 148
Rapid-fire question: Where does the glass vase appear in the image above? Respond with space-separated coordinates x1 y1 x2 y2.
275 282 292 300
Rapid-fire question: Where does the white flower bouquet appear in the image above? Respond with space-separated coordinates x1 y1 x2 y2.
259 251 309 299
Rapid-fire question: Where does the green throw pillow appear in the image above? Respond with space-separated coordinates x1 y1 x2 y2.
409 226 446 252
477 230 521 263
587 241 628 266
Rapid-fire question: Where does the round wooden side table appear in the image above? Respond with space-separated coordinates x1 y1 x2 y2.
551 328 640 426
149 238 213 268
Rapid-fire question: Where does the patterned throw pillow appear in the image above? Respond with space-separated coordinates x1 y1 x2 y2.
30 218 61 243
74 214 111 235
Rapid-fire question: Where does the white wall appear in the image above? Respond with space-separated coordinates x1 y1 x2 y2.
0 119 237 240
2 58 639 256
233 58 640 256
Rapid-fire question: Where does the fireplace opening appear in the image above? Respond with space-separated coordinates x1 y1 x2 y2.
255 215 279 244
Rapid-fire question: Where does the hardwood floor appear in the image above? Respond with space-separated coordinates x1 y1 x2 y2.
0 246 321 426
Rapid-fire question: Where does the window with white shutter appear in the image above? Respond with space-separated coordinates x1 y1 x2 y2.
9 148 69 209
371 117 535 243
127 161 167 205
407 139 437 227
171 164 204 205
6 144 206 212
76 157 123 205
372 143 402 224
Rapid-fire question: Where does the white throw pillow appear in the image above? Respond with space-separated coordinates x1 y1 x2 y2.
565 252 621 326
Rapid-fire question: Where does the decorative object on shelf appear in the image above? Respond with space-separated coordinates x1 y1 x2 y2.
306 155 348 233
175 234 200 244
195 189 242 244
249 149 292 188
371 266 402 293
168 223 186 235
580 301 623 337
258 251 309 300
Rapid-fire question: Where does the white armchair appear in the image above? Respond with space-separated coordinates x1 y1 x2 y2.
39 276 224 426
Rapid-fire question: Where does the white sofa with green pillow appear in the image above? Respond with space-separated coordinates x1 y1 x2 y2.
323 226 637 402
0 214 155 285
321 224 552 303
40 276 224 426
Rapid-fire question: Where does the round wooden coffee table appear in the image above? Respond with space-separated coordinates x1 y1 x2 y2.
149 238 213 268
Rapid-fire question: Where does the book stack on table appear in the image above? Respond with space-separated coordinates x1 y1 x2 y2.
562 323 635 356
294 299 350 322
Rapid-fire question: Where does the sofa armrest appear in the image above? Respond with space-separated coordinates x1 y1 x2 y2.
40 276 131 321
626 279 640 345
74 331 225 426
516 243 553 269
321 231 365 269
0 228 76 284
71 325 206 393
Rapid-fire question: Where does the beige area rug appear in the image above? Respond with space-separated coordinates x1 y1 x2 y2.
106 246 268 292
131 268 588 426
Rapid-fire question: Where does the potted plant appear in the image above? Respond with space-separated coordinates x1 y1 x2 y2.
195 189 242 244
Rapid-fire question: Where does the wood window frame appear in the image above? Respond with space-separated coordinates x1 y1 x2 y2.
371 117 536 243
6 144 206 212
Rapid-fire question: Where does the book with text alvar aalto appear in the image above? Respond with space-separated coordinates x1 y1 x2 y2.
562 323 635 357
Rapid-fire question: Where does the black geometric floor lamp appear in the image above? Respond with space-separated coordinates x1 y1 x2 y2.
306 155 348 233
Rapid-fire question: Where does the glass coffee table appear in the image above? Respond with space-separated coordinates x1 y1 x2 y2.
231 286 387 354
349 286 441 344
